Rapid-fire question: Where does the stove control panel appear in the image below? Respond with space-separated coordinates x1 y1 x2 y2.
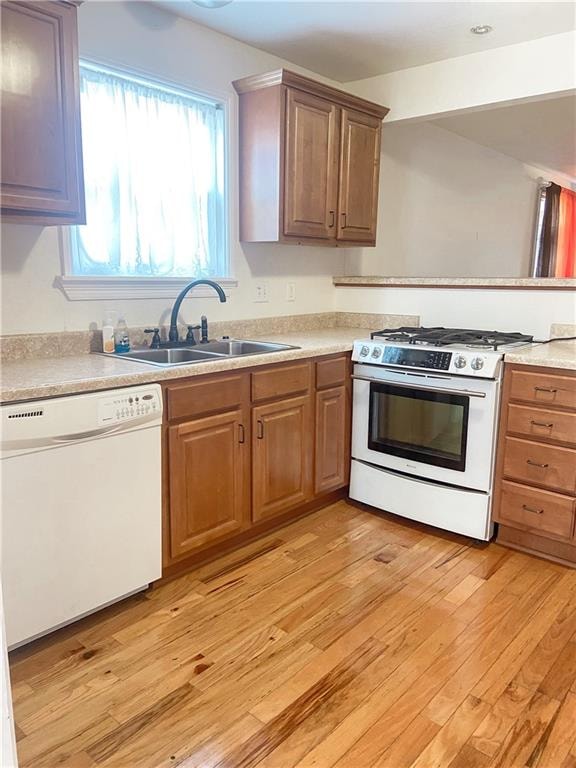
381 346 452 370
352 341 501 378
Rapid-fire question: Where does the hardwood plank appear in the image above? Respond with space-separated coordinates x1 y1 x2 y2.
534 692 576 768
443 574 486 606
423 569 561 726
407 695 491 768
371 714 440 768
215 637 385 768
538 640 576 701
8 501 576 768
16 714 119 768
489 691 560 768
86 684 198 763
469 682 533 757
448 743 491 768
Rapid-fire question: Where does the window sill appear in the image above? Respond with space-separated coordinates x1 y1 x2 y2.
54 275 238 301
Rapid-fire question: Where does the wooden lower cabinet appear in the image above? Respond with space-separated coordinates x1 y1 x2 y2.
163 354 351 576
252 394 313 522
315 385 349 494
494 363 576 568
168 408 250 559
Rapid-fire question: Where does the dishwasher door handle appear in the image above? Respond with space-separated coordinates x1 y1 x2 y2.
52 424 128 443
3 418 155 452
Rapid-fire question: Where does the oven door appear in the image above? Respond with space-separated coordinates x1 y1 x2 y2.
352 363 500 492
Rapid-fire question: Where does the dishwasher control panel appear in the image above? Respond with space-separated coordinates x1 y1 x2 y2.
98 388 162 425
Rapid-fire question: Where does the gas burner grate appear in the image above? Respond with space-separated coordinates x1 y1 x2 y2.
371 326 533 350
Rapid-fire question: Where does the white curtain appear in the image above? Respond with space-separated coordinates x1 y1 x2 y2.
73 64 226 277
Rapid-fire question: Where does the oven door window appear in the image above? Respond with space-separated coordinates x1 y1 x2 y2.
368 383 469 471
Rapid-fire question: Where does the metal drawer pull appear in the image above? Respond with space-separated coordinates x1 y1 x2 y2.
238 424 245 444
530 420 554 428
534 387 558 393
257 420 264 439
351 375 487 399
329 210 335 228
526 459 549 468
522 504 544 515
341 212 347 227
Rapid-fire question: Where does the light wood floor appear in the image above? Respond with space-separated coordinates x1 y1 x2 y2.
9 501 576 768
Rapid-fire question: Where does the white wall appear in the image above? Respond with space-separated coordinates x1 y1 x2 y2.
0 1 348 336
335 286 576 339
345 122 537 278
350 31 576 123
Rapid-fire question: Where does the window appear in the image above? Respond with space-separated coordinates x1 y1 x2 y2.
69 62 228 283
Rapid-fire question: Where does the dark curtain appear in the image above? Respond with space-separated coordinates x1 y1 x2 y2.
536 183 561 276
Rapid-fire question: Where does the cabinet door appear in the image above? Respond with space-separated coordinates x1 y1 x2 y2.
253 394 313 522
315 386 350 495
283 89 339 240
168 409 249 559
337 108 381 243
1 1 85 222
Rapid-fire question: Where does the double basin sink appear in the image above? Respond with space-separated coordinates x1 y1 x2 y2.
112 339 299 367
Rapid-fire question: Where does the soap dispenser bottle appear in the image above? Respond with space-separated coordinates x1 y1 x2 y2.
114 316 131 353
102 311 116 354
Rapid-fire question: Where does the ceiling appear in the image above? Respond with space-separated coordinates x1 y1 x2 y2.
158 1 576 82
434 94 576 179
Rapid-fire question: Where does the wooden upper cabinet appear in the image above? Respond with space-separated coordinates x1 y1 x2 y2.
284 90 339 240
233 68 388 247
338 109 382 243
0 1 85 224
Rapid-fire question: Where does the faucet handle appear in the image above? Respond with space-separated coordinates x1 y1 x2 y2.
186 324 201 344
144 328 161 349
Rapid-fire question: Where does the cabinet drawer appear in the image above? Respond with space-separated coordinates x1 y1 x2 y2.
509 369 576 410
251 362 312 403
498 481 575 542
507 404 576 446
166 373 248 421
503 437 576 495
316 356 349 389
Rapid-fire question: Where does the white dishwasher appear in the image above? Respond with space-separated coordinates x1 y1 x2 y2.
0 384 163 649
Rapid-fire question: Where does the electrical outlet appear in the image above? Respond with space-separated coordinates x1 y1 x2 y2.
286 282 296 302
253 282 269 303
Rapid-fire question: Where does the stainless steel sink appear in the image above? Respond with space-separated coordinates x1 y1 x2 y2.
113 348 224 366
197 340 297 356
109 339 299 367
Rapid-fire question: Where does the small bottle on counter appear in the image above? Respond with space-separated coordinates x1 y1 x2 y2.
114 316 131 354
102 312 116 354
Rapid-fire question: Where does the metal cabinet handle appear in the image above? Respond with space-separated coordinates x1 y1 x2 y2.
530 420 554 428
534 387 558 394
526 459 549 468
341 212 347 228
328 210 335 228
238 424 245 444
522 504 544 515
257 420 264 439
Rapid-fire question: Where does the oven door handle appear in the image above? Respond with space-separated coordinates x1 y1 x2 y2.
351 375 487 399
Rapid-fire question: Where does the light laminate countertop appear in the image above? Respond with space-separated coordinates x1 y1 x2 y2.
0 328 373 404
503 340 576 371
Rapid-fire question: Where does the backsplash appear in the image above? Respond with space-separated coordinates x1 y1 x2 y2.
550 323 576 337
0 312 419 362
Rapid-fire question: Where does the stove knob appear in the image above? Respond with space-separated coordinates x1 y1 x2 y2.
471 356 484 371
454 355 467 369
360 345 370 357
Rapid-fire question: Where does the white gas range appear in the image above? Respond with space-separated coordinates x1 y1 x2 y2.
349 326 533 541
